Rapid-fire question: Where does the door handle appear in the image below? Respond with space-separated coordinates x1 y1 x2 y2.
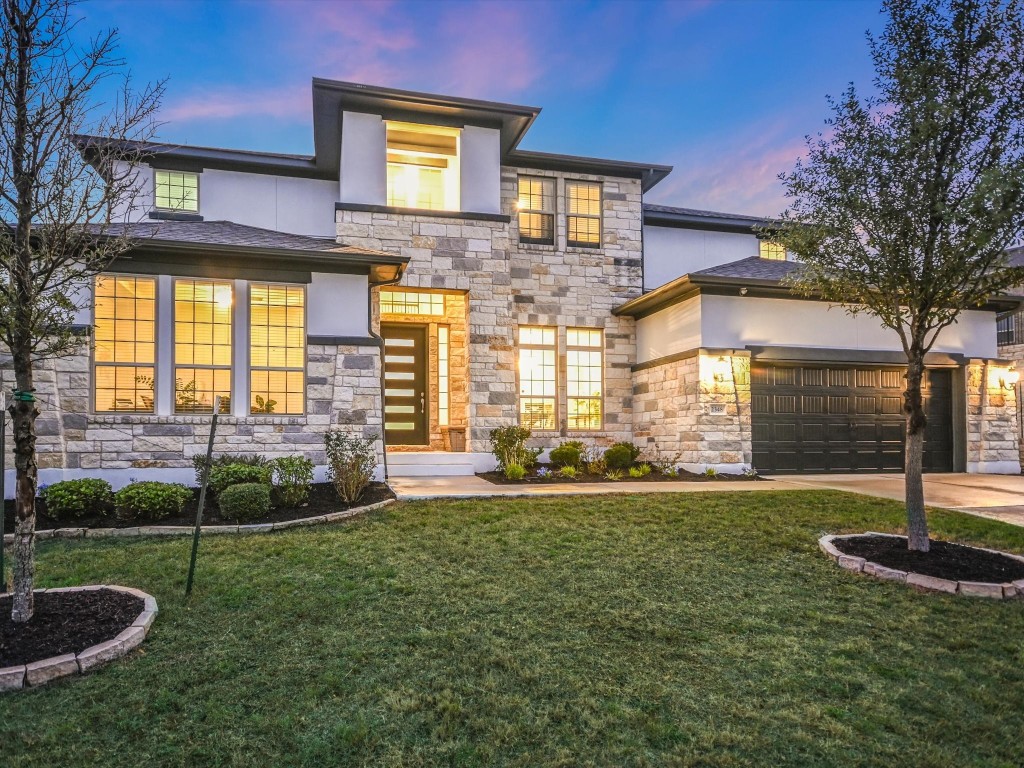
420 393 425 413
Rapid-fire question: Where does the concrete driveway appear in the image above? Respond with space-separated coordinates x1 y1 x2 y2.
781 473 1024 526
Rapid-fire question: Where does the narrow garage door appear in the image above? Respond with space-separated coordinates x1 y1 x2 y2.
750 364 954 474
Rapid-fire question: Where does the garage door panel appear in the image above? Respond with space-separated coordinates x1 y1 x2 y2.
751 363 954 475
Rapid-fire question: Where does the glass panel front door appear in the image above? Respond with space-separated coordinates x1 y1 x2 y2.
382 323 429 445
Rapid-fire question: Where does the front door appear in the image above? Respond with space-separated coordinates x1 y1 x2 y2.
382 323 429 446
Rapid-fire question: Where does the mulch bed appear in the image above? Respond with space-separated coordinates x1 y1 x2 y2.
834 535 1024 583
2 482 394 531
0 589 143 666
478 466 764 485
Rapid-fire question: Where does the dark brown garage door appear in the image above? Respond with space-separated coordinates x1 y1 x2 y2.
750 364 954 474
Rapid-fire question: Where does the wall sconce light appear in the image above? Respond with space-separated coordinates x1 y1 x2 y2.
712 356 731 383
999 368 1020 390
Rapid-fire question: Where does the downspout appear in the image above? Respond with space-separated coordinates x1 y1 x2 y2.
367 272 404 480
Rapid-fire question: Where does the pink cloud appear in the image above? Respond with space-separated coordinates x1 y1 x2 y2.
160 84 310 122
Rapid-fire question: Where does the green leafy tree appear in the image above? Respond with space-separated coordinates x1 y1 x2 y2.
767 0 1024 551
0 0 162 620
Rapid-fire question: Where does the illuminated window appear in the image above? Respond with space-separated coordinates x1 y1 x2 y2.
518 326 557 431
93 276 156 412
517 176 555 245
567 181 602 248
154 170 199 212
174 279 232 413
380 290 445 316
759 240 787 260
567 328 603 430
438 325 450 427
386 121 460 211
250 284 305 415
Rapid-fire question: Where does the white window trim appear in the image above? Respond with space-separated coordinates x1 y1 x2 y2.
153 168 201 213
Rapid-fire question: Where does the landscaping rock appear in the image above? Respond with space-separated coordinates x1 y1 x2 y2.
114 625 147 652
818 536 842 561
863 562 907 582
77 639 125 673
838 555 865 572
25 653 78 686
906 572 958 594
132 610 157 631
0 665 26 691
958 580 1004 599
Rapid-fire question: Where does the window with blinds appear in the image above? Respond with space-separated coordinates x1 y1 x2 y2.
386 121 460 211
567 328 603 430
154 170 199 212
517 176 555 245
174 279 232 413
250 284 305 415
93 276 157 412
518 326 557 431
567 180 602 248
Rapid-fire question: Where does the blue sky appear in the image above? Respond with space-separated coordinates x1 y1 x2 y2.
84 0 884 216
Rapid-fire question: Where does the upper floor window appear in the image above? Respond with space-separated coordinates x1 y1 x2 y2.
998 312 1020 347
93 276 156 412
386 121 460 211
154 170 199 212
517 176 555 245
759 240 787 261
567 181 602 248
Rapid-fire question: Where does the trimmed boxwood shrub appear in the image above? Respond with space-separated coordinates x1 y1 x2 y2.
42 479 113 521
115 481 193 522
549 440 586 469
218 482 271 522
192 453 268 485
604 442 641 470
209 462 272 496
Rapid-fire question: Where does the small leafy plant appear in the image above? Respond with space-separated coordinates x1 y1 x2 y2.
210 463 273 496
703 467 718 479
628 463 652 479
662 466 680 478
114 481 193 522
489 426 541 472
42 479 113 521
252 395 277 414
193 453 269 485
325 430 378 503
504 463 526 481
272 455 314 507
604 442 641 470
743 466 759 479
218 482 272 522
536 467 552 478
604 469 624 481
557 465 579 480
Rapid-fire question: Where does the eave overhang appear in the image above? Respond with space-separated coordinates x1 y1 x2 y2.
507 150 672 193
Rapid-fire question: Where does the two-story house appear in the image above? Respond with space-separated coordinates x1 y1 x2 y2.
38 78 1018 486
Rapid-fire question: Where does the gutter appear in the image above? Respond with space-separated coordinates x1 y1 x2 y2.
366 273 405 481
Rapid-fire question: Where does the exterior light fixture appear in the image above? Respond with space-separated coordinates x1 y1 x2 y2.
712 356 731 383
1000 368 1020 390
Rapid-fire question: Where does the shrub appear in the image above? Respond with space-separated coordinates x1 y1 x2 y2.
703 467 718 478
115 481 193 522
192 452 268 485
549 440 586 469
604 469 624 481
272 456 315 507
42 479 113 521
325 430 378 503
489 426 541 472
218 482 272 522
628 463 652 479
504 463 526 481
558 465 579 479
604 442 641 470
209 463 272 496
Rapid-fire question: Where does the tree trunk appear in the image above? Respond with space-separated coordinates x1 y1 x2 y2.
9 344 38 623
903 353 930 553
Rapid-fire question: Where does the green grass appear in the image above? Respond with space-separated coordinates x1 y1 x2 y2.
2 490 1024 767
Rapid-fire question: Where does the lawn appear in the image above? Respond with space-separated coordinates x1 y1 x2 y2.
2 490 1023 767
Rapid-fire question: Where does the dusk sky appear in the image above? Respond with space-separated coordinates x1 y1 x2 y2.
85 0 884 216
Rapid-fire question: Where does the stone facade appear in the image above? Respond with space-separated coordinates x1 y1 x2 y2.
632 351 753 471
966 359 1021 473
1 340 382 483
338 167 643 453
996 335 1024 465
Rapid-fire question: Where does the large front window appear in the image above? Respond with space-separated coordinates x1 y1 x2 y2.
518 326 557 431
250 284 305 415
567 328 603 430
386 121 460 211
93 276 156 412
174 279 232 413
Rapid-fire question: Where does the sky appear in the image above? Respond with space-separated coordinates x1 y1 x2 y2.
82 0 885 217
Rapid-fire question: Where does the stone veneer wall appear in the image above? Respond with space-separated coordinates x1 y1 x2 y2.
338 168 643 452
632 352 753 471
996 339 1024 465
0 340 382 484
966 359 1022 473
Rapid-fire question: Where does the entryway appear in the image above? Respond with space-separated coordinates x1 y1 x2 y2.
382 323 428 446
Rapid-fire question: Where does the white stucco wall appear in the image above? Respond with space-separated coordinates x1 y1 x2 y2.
340 111 386 206
307 272 369 337
643 225 760 291
460 126 501 214
636 294 999 363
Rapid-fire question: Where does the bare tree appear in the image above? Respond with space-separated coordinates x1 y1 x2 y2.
767 0 1024 551
0 0 162 621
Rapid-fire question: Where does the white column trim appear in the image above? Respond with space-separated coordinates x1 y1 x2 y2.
232 279 249 418
156 275 173 416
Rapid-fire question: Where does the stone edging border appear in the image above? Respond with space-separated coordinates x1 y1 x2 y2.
819 532 1024 600
0 585 158 692
2 498 396 544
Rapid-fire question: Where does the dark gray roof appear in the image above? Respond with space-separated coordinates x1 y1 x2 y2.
693 256 800 280
644 203 769 223
643 203 775 233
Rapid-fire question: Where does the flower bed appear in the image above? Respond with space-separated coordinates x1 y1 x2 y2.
478 465 764 485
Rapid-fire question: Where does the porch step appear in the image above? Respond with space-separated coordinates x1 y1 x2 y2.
385 451 491 477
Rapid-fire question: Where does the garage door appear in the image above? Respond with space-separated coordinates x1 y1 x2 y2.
750 364 954 474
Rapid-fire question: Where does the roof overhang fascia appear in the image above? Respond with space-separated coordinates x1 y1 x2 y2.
642 208 770 234
507 150 672 193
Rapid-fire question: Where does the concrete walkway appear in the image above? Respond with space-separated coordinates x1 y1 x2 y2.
388 472 1024 527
